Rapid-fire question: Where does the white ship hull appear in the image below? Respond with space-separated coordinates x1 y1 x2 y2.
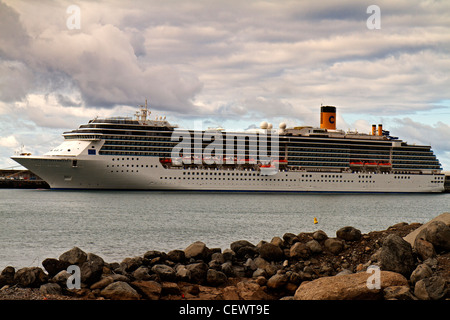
11 155 445 193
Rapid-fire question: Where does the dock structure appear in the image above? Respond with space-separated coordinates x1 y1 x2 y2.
0 170 50 189
444 172 450 193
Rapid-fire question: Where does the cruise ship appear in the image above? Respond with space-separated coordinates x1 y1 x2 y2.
11 103 445 192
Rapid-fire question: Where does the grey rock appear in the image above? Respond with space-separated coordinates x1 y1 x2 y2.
244 258 257 271
175 265 191 282
14 267 48 288
414 276 447 300
184 241 209 260
80 252 104 285
167 250 186 263
90 276 114 290
221 261 235 277
0 266 15 287
312 230 328 241
336 226 362 241
143 250 165 260
230 240 256 253
101 281 140 300
324 238 344 255
222 249 235 262
59 247 87 265
410 264 433 285
417 221 450 252
207 269 227 287
211 252 225 264
42 258 69 277
120 256 144 272
132 266 152 281
282 233 298 245
267 273 288 290
290 242 311 259
232 265 246 277
151 264 176 282
259 243 284 261
379 234 415 277
186 262 208 284
414 238 436 261
252 268 267 278
383 286 417 300
40 283 62 295
270 237 284 247
51 270 70 285
236 246 259 259
306 240 322 254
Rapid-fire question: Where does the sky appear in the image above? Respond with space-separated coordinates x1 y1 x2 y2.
0 0 449 170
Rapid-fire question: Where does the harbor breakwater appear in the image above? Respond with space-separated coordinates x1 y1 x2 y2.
0 213 449 300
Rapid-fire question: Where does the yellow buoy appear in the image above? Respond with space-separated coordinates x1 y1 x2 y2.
314 217 318 224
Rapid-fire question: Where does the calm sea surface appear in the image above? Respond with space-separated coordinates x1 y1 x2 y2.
1 189 449 269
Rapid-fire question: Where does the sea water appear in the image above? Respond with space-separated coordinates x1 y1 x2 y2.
0 189 449 269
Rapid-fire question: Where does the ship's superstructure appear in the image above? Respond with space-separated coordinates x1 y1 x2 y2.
11 103 445 192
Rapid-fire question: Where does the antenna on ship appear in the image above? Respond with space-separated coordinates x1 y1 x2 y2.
136 98 151 122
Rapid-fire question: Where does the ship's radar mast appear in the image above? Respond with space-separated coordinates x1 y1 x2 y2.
135 99 151 122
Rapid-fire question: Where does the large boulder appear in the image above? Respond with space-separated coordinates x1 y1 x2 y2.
306 240 322 254
175 265 191 282
282 233 299 245
416 221 450 252
167 250 186 263
14 267 48 288
414 238 436 261
39 283 62 295
101 281 140 300
312 230 328 241
259 243 284 261
294 271 408 300
324 238 344 255
184 241 209 260
132 266 152 281
267 273 288 290
59 247 87 265
206 269 227 287
230 240 256 253
337 226 362 241
186 262 208 284
151 264 176 282
410 263 433 285
0 266 15 287
379 234 415 277
290 242 311 259
404 212 450 246
42 258 70 277
80 253 104 285
414 276 447 300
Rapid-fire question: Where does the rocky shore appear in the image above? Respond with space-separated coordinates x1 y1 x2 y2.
1 213 449 301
